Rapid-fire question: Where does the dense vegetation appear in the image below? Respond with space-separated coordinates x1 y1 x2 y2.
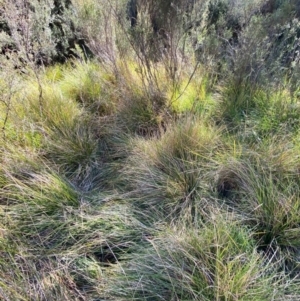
0 0 300 300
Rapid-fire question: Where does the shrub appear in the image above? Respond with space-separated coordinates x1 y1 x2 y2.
1 0 92 65
73 0 118 62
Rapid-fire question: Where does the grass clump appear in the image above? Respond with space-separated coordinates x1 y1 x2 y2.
43 117 104 190
59 61 117 116
215 149 300 271
2 170 80 210
1 170 153 299
113 60 170 136
123 116 223 223
116 92 163 136
111 214 299 300
169 73 215 118
254 89 300 136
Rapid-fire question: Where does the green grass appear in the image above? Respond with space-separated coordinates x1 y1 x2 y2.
59 61 116 116
1 62 300 300
122 116 223 224
214 144 300 276
110 213 300 300
1 1 300 299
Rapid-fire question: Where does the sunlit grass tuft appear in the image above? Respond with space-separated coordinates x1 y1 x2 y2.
3 170 80 210
59 60 117 116
169 73 216 117
43 64 65 82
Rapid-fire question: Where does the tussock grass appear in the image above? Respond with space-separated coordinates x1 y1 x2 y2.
123 116 223 223
1 59 300 300
59 61 117 116
218 81 300 142
2 170 80 210
254 89 300 136
1 168 153 299
23 80 81 126
0 249 106 301
6 190 148 257
43 117 103 189
116 92 163 136
217 80 264 127
113 60 170 136
215 148 300 268
111 213 300 300
1 63 122 190
43 64 65 82
1 1 300 299
169 72 215 117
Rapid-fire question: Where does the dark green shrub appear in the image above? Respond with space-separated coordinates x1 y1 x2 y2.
0 0 92 65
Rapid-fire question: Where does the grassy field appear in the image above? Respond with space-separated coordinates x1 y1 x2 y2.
0 0 300 300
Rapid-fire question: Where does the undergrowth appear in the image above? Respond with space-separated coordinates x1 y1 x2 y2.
1 0 300 300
